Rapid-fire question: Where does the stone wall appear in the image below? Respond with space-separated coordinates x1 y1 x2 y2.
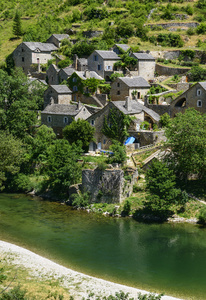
81 167 138 203
145 104 171 116
155 63 189 76
129 130 166 146
147 22 199 30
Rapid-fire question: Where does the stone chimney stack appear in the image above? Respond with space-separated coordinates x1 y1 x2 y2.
84 69 89 78
77 101 81 110
74 54 78 70
125 96 131 111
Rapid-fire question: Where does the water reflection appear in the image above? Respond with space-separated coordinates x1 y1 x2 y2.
0 194 206 299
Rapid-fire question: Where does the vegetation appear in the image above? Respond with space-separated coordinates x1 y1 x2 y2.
63 119 95 152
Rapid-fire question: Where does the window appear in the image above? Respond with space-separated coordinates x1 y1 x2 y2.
91 119 95 126
107 65 111 70
197 89 201 96
22 57 24 62
98 64 102 71
197 100 202 107
117 91 120 95
63 117 68 124
117 82 120 87
103 139 106 144
73 77 77 83
93 55 98 61
47 116 52 123
73 86 78 92
22 48 24 52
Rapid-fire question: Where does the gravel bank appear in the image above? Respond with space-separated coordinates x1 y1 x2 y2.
0 240 183 300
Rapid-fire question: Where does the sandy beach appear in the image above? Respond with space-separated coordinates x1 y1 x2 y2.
0 240 183 300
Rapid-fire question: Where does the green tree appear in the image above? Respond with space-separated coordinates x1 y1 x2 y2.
63 119 95 152
12 11 23 37
160 113 171 128
45 139 82 194
102 108 131 144
165 108 206 181
108 141 127 164
0 131 26 190
0 69 42 140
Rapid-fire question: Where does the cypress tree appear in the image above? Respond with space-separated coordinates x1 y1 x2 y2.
12 11 23 37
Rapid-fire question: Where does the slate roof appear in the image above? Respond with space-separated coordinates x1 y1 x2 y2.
198 82 206 90
41 104 81 115
95 50 120 60
60 67 75 76
132 52 155 60
23 42 58 52
50 34 69 41
78 58 88 65
50 85 72 94
28 78 47 86
119 76 150 88
75 71 103 80
112 100 160 121
114 44 130 52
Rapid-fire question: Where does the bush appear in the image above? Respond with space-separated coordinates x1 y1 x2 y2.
72 192 90 207
5 173 32 193
122 199 131 216
108 141 127 164
198 207 206 224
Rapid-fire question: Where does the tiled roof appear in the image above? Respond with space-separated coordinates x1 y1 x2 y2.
114 44 130 52
95 50 120 60
50 85 72 94
112 100 160 121
119 76 150 88
23 42 58 52
132 52 155 60
41 104 81 115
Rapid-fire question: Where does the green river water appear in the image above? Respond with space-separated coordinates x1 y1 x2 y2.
0 193 206 300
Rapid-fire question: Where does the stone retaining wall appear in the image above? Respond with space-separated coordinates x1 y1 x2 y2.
155 63 189 76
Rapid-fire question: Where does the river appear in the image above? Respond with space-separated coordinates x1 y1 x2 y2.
0 193 206 300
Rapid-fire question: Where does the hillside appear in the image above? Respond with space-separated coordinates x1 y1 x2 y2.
1 0 206 64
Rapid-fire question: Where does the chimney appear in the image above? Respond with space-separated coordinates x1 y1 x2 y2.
125 96 131 111
74 54 78 70
77 101 81 110
84 69 89 78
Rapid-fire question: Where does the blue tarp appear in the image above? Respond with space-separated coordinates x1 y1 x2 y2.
124 137 135 145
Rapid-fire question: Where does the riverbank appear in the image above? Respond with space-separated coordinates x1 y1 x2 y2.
0 240 183 300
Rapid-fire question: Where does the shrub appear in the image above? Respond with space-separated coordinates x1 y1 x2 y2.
198 207 206 224
5 173 32 193
72 192 90 207
122 200 131 216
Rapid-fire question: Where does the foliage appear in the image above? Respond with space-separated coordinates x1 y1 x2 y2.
122 199 131 216
63 119 95 152
0 131 26 190
83 78 101 94
187 65 206 82
110 72 124 82
44 139 82 194
72 192 90 207
165 109 206 181
140 121 150 130
116 20 135 38
150 33 184 48
198 207 206 224
57 58 72 69
12 11 23 37
0 69 43 140
137 292 163 300
108 141 127 164
160 113 171 128
0 285 28 300
71 41 95 58
5 173 32 193
102 108 131 144
0 268 7 283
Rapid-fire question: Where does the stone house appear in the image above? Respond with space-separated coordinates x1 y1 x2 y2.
58 67 75 83
73 55 88 71
131 52 156 81
86 98 160 151
68 70 105 107
44 85 72 108
112 44 130 55
170 81 206 117
110 76 150 102
41 102 91 137
46 64 59 85
46 34 70 48
13 42 58 74
88 50 120 80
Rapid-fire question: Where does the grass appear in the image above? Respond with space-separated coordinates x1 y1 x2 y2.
0 260 71 299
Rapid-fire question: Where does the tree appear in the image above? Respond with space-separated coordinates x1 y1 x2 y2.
102 108 131 144
108 141 127 164
0 131 26 190
63 119 95 152
0 69 43 140
160 113 171 128
165 108 206 181
12 11 23 37
45 139 82 194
